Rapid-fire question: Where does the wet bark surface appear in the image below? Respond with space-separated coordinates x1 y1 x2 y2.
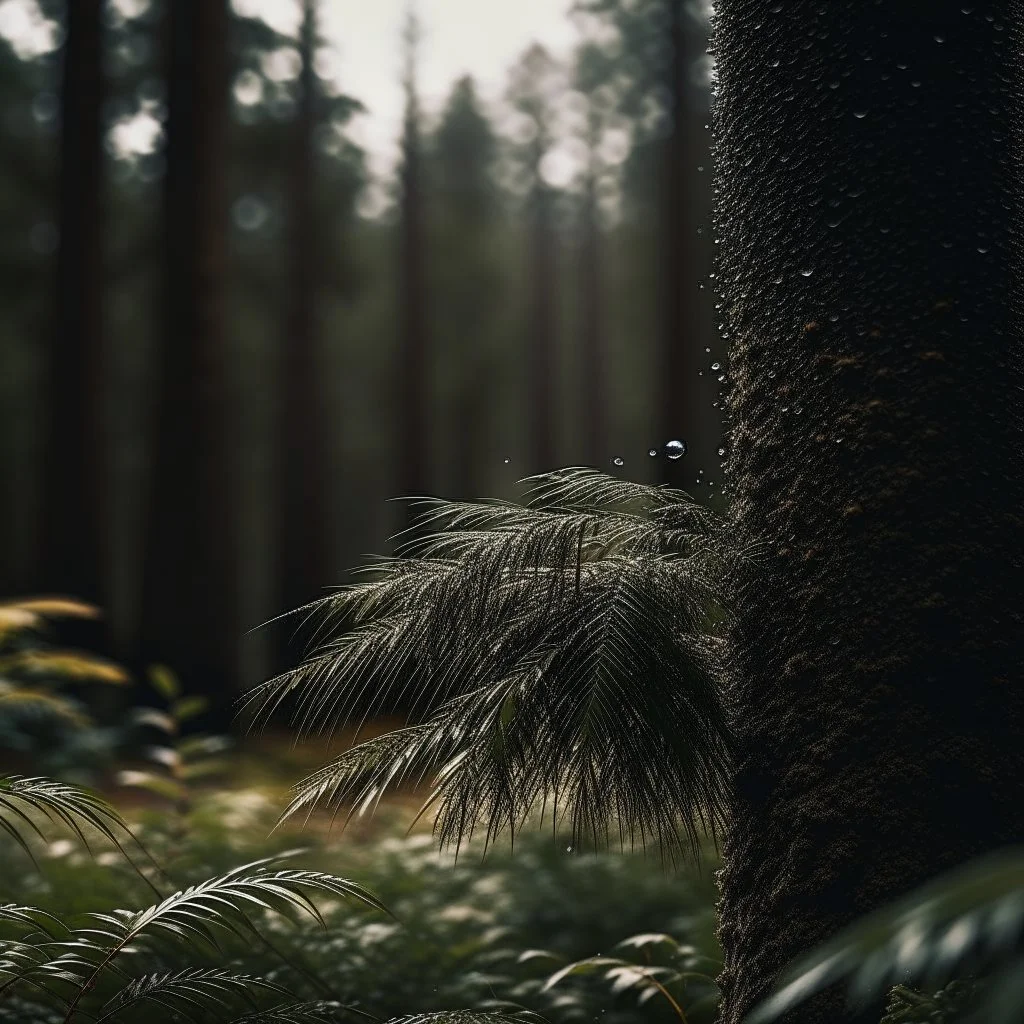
713 3 1024 1021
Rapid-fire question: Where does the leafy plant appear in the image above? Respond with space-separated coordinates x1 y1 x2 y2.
746 847 1024 1024
0 774 141 867
245 469 734 862
0 772 392 1024
118 665 232 814
517 925 721 1024
0 599 129 779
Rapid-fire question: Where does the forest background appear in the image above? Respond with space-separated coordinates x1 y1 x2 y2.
0 0 721 703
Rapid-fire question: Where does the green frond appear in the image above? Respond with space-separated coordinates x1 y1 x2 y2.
0 775 142 866
0 598 100 644
86 860 389 952
231 1002 370 1024
0 904 66 938
93 969 291 1023
384 1015 539 1024
746 846 1024 1024
0 684 92 730
0 650 130 684
45 861 389 1022
259 470 733 863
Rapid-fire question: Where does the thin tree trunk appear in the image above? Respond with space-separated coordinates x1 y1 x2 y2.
278 0 329 644
528 182 557 473
40 0 105 606
579 167 608 466
398 12 429 533
714 4 1024 1022
139 0 238 706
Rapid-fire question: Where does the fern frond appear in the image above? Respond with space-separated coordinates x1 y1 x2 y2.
746 846 1024 1024
0 650 129 684
0 685 91 730
384 1015 540 1024
0 904 66 938
93 969 291 1023
0 599 100 644
231 1001 370 1023
58 862 387 1022
260 471 733 862
0 776 141 866
1 598 100 621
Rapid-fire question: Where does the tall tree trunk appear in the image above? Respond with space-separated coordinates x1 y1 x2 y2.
139 0 238 706
450 362 487 499
528 182 557 473
277 0 329 645
398 11 429 532
40 0 105 606
714 4 1024 1023
659 0 711 486
579 167 608 467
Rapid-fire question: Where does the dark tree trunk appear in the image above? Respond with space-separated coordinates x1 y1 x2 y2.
451 368 487 500
139 0 238 705
277 0 329 644
714 4 1024 1023
40 0 106 606
398 17 429 532
658 0 709 486
528 182 557 473
579 168 608 467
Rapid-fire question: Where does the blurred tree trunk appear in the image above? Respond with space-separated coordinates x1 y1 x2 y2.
397 9 429 534
714 3 1024 1022
578 159 608 467
40 0 106 607
432 75 498 501
277 0 329 646
528 180 557 473
139 0 238 705
658 0 711 486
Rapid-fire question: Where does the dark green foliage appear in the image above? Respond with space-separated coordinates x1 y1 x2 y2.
747 848 1024 1024
246 469 732 861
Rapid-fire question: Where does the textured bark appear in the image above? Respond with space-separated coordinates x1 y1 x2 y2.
398 13 429 530
40 0 106 605
278 0 330 631
714 3 1024 1022
139 0 238 702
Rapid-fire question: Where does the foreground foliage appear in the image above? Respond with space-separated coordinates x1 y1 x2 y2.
245 469 734 862
748 847 1024 1024
0 766 724 1023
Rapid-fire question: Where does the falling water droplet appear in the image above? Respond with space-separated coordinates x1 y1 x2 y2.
648 449 658 457
612 457 624 466
711 361 721 370
504 458 510 464
566 846 573 853
718 447 726 456
800 268 814 277
665 440 687 460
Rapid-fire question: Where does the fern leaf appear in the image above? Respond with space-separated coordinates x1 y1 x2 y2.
746 847 1024 1024
260 471 733 863
94 969 291 1023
